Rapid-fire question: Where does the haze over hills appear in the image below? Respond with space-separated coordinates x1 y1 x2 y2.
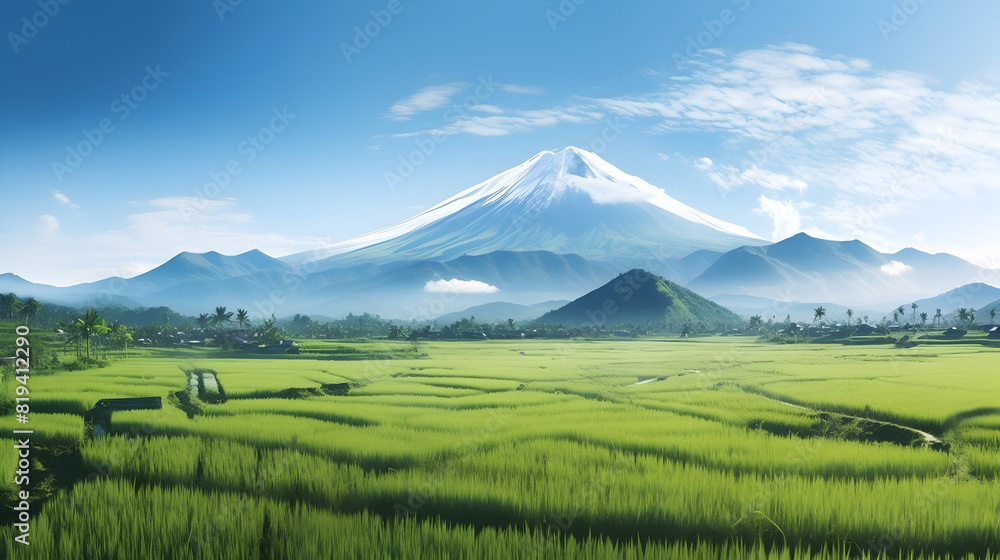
706 294 886 325
894 283 1000 318
687 233 996 307
3 149 998 320
435 301 569 326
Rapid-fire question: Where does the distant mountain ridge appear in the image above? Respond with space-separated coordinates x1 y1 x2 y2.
687 233 993 306
4 149 998 319
895 283 1000 316
5 235 997 319
0 249 618 318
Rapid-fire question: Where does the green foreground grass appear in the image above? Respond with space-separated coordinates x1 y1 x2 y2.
2 336 998 559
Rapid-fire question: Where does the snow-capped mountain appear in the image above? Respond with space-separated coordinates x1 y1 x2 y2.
285 147 766 269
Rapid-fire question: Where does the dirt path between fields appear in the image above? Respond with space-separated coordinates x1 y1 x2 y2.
753 391 948 450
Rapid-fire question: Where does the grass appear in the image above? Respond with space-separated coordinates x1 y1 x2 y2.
1 335 998 558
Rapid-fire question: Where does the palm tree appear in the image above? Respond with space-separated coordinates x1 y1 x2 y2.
0 293 14 320
919 312 928 328
23 298 42 324
57 320 82 357
813 306 826 324
991 307 998 326
846 309 853 325
969 308 976 326
934 309 942 326
3 294 24 319
212 306 234 329
76 309 109 360
896 305 906 325
197 314 211 331
957 308 969 326
911 303 918 323
748 315 763 332
112 324 133 359
236 308 249 329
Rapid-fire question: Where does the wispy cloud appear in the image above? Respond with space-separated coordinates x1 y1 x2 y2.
589 43 1000 208
387 82 469 120
53 191 79 208
41 197 319 281
39 214 59 232
565 43 1000 251
382 45 1000 261
394 106 602 138
498 83 545 95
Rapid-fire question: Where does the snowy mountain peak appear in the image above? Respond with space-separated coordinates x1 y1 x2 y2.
284 148 766 267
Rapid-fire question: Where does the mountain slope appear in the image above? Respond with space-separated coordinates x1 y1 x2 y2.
538 269 741 328
285 147 765 268
895 283 1000 319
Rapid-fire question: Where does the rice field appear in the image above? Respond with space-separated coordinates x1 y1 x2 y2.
2 336 998 558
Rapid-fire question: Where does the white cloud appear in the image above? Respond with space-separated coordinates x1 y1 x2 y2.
705 165 808 193
753 195 801 241
587 43 1000 205
52 191 78 208
39 214 59 231
694 157 713 171
498 83 545 95
562 176 655 205
424 279 500 294
396 106 603 138
143 196 238 211
880 260 913 276
470 104 504 114
4 198 321 286
378 45 1000 265
387 82 469 120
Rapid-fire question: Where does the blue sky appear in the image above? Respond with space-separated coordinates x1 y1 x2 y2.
2 0 1000 286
